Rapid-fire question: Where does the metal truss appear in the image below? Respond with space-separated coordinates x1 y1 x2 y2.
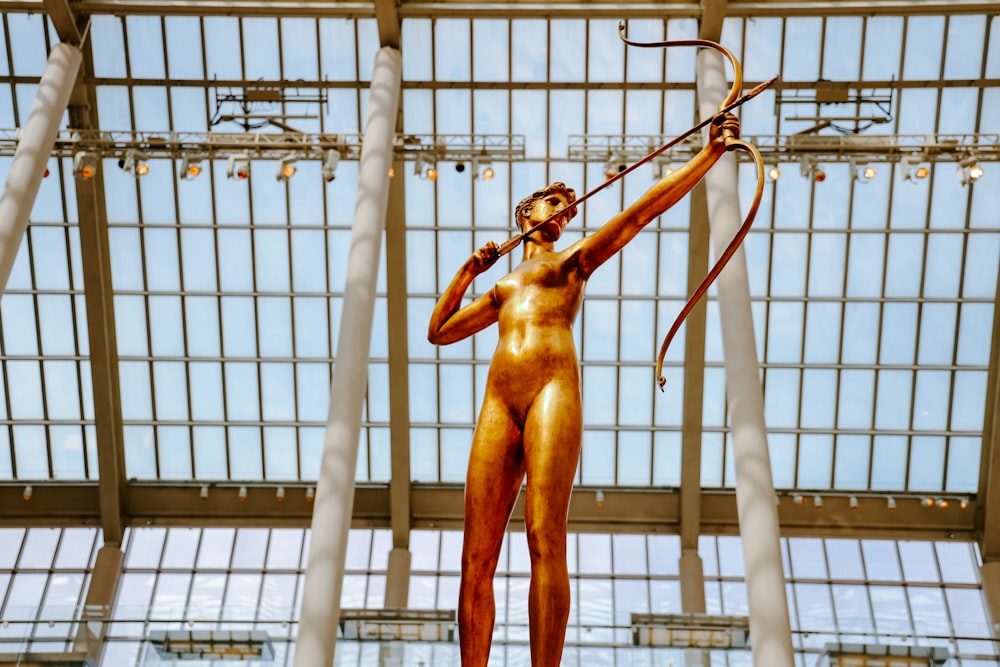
0 129 526 162
568 133 1000 164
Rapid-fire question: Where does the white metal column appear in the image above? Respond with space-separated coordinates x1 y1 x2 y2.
0 42 82 296
696 48 795 667
293 45 402 667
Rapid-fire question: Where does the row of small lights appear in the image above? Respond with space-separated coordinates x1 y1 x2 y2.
771 154 984 186
589 489 970 511
67 149 496 183
17 484 316 502
602 154 985 187
784 493 970 511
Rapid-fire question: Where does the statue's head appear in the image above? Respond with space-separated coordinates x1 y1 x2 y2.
514 182 578 232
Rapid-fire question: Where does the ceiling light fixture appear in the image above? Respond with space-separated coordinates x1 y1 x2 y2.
957 155 983 186
238 486 248 502
73 151 97 179
119 148 149 176
322 149 341 182
849 496 859 511
179 156 203 180
901 154 929 183
227 153 251 180
813 495 823 510
603 155 628 180
886 496 896 512
276 153 299 181
768 165 781 181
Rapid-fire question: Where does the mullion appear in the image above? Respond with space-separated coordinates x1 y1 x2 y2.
903 14 949 494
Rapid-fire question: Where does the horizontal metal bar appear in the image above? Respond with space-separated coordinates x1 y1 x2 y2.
0 483 980 540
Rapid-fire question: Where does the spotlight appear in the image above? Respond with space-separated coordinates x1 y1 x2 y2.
455 162 466 173
813 495 823 510
901 154 929 183
654 161 677 180
73 151 97 179
200 485 209 499
179 156 203 180
118 148 149 176
472 157 494 181
862 166 877 180
43 167 50 178
22 485 32 501
799 155 825 183
960 497 969 509
595 490 605 508
426 165 438 180
936 498 949 509
322 149 341 182
849 496 859 511
793 494 805 504
768 165 781 181
886 496 896 512
603 155 628 180
774 494 781 506
238 485 247 502
388 165 395 178
276 154 299 181
922 497 935 507
227 153 251 180
276 486 285 502
958 156 983 186
305 487 315 502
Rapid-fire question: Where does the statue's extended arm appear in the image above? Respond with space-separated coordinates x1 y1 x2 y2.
572 112 738 278
428 241 501 345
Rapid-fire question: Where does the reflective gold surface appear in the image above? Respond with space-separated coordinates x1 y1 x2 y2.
428 112 738 667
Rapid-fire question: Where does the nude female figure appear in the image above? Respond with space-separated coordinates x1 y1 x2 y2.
427 111 740 666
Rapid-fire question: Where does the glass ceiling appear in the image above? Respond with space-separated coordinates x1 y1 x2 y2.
0 8 997 501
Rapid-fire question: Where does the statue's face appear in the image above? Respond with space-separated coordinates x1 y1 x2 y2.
526 192 574 241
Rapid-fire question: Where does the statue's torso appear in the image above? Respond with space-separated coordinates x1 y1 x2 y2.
487 250 584 420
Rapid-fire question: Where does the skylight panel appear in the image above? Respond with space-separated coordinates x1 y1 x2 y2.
763 368 799 429
957 304 994 366
203 17 243 80
945 437 980 492
652 432 681 486
440 429 472 482
822 17 862 80
618 368 653 426
743 17 781 84
908 436 945 491
435 19 471 82
903 16 945 80
125 16 166 79
156 426 191 479
782 18 822 83
12 425 47 478
833 435 870 489
803 302 841 364
836 371 874 430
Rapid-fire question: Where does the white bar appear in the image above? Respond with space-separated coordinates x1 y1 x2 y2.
293 45 402 667
0 43 82 297
696 47 795 667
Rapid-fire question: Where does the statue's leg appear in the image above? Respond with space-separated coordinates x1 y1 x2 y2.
460 395 525 667
522 380 582 667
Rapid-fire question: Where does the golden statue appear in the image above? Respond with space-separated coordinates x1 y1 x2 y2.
427 111 741 666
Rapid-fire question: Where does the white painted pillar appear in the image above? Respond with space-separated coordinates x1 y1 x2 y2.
696 48 795 667
293 46 402 667
0 43 82 296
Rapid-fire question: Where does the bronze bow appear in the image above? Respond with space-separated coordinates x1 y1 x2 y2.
497 24 776 391
613 24 774 390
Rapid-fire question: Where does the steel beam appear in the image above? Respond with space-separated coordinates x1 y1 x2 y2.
977 244 1000 560
4 0 996 18
0 484 978 540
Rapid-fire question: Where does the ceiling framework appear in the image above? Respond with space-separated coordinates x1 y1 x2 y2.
0 0 991 564
0 483 978 541
7 0 1000 18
